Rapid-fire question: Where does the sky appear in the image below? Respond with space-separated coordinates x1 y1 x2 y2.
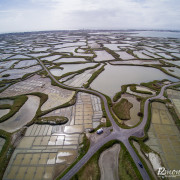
0 0 180 33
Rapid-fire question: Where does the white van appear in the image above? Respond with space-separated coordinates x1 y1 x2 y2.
96 128 103 134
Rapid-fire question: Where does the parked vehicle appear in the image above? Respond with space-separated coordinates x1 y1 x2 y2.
88 128 95 133
138 162 143 168
96 128 103 134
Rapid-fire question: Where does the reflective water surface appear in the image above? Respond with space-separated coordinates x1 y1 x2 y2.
0 95 40 132
91 64 178 97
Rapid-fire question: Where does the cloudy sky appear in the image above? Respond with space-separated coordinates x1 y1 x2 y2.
0 0 180 33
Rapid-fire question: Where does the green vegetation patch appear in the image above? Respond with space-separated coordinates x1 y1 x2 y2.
0 84 5 88
130 85 153 95
59 63 100 80
141 80 168 93
112 98 133 120
103 47 120 60
35 116 68 125
2 74 10 78
113 85 127 102
0 104 11 109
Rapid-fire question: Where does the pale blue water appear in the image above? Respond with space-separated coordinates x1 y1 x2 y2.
131 31 180 38
91 64 179 98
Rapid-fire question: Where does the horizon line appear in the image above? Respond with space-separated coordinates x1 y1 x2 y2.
1 29 180 35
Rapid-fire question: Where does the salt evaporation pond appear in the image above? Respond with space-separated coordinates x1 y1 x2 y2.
0 95 40 132
54 58 87 63
14 60 38 68
0 65 42 80
0 109 10 118
50 63 97 76
42 55 62 61
0 60 18 69
0 99 14 105
166 60 180 66
91 65 178 98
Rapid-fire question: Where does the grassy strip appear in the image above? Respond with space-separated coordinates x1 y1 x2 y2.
84 64 106 88
143 102 152 140
158 66 180 80
141 80 162 93
2 74 10 78
0 84 5 88
112 98 133 120
0 95 28 123
101 98 111 127
21 69 43 80
57 134 90 180
38 70 48 77
0 104 11 109
119 142 143 180
129 140 155 180
167 105 180 130
130 85 153 95
113 85 127 102
71 140 142 180
103 47 120 60
0 130 13 180
61 73 79 83
126 49 137 58
58 63 100 80
170 84 180 89
28 92 48 117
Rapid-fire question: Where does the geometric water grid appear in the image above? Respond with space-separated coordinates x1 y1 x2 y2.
3 124 79 180
43 92 103 131
0 30 180 180
145 102 180 171
3 92 103 180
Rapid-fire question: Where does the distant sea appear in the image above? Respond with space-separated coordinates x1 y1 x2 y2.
131 30 180 38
